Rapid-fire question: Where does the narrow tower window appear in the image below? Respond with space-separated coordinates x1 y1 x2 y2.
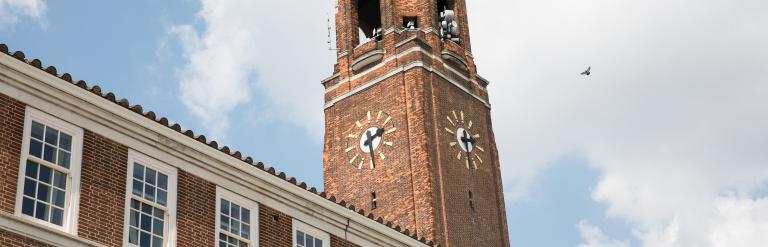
469 191 475 211
356 0 382 45
371 192 378 209
403 17 418 30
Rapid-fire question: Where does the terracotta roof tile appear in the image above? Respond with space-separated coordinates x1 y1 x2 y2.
0 43 435 246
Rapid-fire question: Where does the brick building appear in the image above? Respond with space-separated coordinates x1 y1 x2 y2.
0 0 508 247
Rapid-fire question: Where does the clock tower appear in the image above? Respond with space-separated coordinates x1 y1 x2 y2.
321 0 509 246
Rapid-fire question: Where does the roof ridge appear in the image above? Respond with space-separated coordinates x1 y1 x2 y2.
0 43 437 247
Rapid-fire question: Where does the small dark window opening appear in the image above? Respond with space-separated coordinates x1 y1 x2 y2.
371 192 378 209
469 191 475 211
273 214 280 222
436 0 454 15
403 17 418 29
357 0 382 45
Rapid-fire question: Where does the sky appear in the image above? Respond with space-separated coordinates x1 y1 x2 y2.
2 0 767 246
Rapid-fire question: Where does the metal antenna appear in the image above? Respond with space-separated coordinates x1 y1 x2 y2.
326 0 338 51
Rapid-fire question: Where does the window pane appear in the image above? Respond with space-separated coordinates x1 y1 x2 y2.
53 171 67 189
129 228 139 244
221 215 230 231
21 197 35 216
130 211 139 226
25 161 39 178
133 163 144 179
315 239 322 247
34 202 49 221
144 183 155 201
29 140 43 158
51 207 63 225
242 208 250 223
231 220 240 235
31 122 44 140
57 151 70 169
52 189 66 208
241 224 250 240
142 203 153 214
307 236 314 247
141 214 152 232
156 190 167 206
297 231 304 245
133 180 143 197
38 165 52 184
153 218 164 235
153 207 163 218
145 168 156 185
36 184 50 202
140 231 151 247
59 133 72 151
221 199 230 215
152 236 162 247
23 179 36 197
231 204 240 219
157 173 168 190
131 199 140 210
44 127 58 145
43 144 57 164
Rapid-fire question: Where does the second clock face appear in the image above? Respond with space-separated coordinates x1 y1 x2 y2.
445 110 485 169
344 111 397 169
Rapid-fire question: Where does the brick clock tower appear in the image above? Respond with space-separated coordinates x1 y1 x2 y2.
322 0 509 246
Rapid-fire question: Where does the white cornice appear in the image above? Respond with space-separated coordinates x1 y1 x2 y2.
0 55 429 247
0 213 105 247
323 59 492 109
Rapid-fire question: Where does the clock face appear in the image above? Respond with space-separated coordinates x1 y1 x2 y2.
344 111 397 169
445 110 485 169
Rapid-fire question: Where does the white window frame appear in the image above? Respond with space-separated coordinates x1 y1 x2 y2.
215 187 259 247
122 150 178 247
292 219 330 247
15 107 83 234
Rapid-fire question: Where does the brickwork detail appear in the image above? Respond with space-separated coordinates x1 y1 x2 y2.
331 234 361 247
0 93 25 214
324 1 510 246
0 229 55 247
177 170 216 246
258 204 293 247
77 130 129 246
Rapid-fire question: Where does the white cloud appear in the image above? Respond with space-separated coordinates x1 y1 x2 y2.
577 221 631 247
467 0 768 245
0 0 45 27
171 0 335 139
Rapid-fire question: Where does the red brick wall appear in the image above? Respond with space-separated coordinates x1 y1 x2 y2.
0 93 25 214
331 234 361 247
77 130 128 246
323 2 510 244
258 204 293 247
0 230 55 247
176 170 216 246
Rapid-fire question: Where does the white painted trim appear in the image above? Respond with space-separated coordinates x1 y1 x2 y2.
324 61 491 109
122 150 178 247
215 187 259 247
14 106 83 235
0 212 106 247
322 46 489 109
0 54 428 247
292 219 330 247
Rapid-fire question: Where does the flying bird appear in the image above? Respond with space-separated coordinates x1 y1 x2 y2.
580 66 591 76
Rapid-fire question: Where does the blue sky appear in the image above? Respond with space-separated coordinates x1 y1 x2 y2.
3 0 768 246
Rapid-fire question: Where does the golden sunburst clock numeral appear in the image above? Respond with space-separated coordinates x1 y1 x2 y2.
445 109 484 170
345 110 396 170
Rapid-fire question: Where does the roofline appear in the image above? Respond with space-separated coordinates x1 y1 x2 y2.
0 44 435 247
